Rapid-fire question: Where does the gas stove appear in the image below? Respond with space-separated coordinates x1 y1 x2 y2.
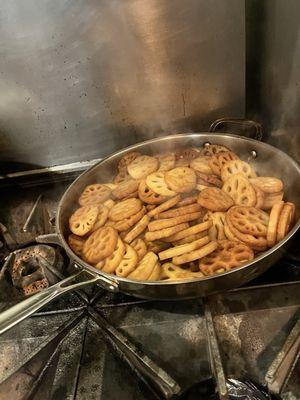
0 168 299 400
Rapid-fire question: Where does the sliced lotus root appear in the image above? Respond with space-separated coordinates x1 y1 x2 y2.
103 199 115 209
209 155 222 176
131 238 148 261
172 241 218 265
109 198 142 222
228 206 269 237
91 205 109 232
277 202 295 242
224 221 239 241
199 240 254 275
112 180 140 200
253 185 265 209
249 177 283 194
157 153 175 172
127 252 158 280
176 195 198 207
68 234 85 256
79 184 111 206
127 155 159 179
175 148 199 164
222 173 256 207
267 201 285 247
146 241 170 255
113 206 146 232
145 223 189 241
190 156 213 175
203 211 226 240
115 244 138 277
69 205 99 236
100 238 126 274
123 215 149 243
172 231 208 246
114 169 130 184
200 143 230 157
225 214 267 251
163 220 212 242
221 159 257 182
262 191 284 210
197 188 234 211
82 226 118 264
146 172 177 197
157 203 202 219
196 171 222 188
159 236 210 261
118 152 141 172
138 180 168 204
147 195 181 217
148 211 203 232
160 263 204 281
165 167 197 193
147 262 161 281
146 204 156 211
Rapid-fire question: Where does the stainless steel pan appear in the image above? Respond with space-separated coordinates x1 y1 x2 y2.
1 133 299 334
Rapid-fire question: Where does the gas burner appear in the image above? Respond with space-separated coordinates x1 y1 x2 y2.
0 245 66 302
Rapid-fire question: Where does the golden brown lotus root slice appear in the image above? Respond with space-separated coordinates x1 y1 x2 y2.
221 159 257 182
147 262 161 281
100 238 126 274
69 205 99 236
190 156 213 175
146 172 177 197
115 244 138 277
82 226 118 264
68 234 85 256
127 155 159 179
165 167 197 193
200 144 230 157
127 252 158 281
203 211 226 240
138 180 168 204
175 148 200 164
79 184 111 206
253 185 265 209
130 238 148 261
261 191 284 210
196 172 223 188
225 215 267 251
91 205 109 232
109 198 142 222
197 188 234 211
227 206 269 237
199 240 254 275
277 202 295 242
118 152 141 172
114 169 130 184
157 153 175 172
113 206 146 232
267 201 284 247
222 173 256 207
112 180 140 200
249 177 284 194
160 263 204 281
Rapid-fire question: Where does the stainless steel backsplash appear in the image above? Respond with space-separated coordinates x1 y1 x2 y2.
0 0 245 170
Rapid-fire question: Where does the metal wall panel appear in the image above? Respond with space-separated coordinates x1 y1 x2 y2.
0 0 245 170
246 0 300 162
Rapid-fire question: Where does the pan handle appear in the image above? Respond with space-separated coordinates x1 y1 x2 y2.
0 270 118 335
209 118 263 141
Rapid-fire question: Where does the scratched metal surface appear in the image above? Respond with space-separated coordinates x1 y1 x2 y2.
208 282 300 400
0 0 245 170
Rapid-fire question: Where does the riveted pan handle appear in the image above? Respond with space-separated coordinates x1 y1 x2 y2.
209 118 263 141
0 270 118 335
